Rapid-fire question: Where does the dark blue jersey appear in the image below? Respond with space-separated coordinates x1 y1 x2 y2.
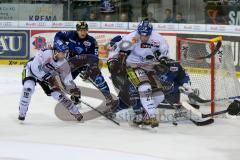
54 31 98 58
159 60 190 93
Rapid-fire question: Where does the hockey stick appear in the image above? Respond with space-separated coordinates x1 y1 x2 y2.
51 73 120 126
187 92 240 103
63 86 120 126
180 101 214 126
76 71 122 126
182 101 231 118
163 99 214 126
179 89 238 118
179 86 240 103
197 40 222 60
180 36 222 61
79 99 120 126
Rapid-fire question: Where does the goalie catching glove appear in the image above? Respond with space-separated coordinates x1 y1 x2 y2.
227 99 240 116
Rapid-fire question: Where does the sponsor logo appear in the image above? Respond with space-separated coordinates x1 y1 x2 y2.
0 30 29 59
32 36 47 49
29 15 57 21
170 66 179 72
0 59 27 65
140 43 151 48
75 47 83 54
83 41 91 47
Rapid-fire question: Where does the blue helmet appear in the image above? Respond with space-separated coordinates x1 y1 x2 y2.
53 40 69 53
137 20 153 36
110 35 122 47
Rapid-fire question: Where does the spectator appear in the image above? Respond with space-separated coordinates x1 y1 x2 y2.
163 8 174 23
173 12 187 23
119 12 129 22
89 11 98 21
204 0 228 24
147 12 158 23
104 14 112 21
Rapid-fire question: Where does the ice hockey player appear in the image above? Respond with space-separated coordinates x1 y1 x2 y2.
108 35 196 123
108 19 170 128
156 58 194 105
54 21 116 116
18 41 83 121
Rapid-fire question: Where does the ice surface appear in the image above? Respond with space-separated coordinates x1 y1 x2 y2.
0 66 240 160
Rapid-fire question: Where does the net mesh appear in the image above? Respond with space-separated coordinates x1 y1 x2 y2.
178 38 240 113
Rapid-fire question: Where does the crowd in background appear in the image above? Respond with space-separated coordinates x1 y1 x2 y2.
1 0 240 25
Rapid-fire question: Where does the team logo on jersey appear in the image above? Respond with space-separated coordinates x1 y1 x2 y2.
83 41 91 47
170 66 179 72
75 47 83 54
141 43 151 48
159 75 168 81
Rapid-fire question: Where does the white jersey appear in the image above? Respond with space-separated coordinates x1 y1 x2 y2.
26 49 74 87
110 30 169 70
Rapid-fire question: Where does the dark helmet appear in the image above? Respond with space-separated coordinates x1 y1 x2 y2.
137 19 153 36
76 21 88 31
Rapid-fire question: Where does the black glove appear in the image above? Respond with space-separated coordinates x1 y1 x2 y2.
228 100 240 115
154 50 161 60
159 57 170 66
70 87 81 98
107 58 121 74
154 57 170 75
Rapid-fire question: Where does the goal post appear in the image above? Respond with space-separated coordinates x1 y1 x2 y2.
177 36 240 114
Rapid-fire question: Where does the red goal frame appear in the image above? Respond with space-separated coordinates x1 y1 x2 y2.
177 37 216 114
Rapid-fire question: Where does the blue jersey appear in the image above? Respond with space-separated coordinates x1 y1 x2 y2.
159 60 190 93
54 31 98 58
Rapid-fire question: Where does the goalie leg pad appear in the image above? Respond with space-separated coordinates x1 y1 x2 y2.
19 80 36 117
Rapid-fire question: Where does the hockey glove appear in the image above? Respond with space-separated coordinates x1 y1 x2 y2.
70 87 81 98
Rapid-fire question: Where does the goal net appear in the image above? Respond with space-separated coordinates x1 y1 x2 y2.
177 36 240 114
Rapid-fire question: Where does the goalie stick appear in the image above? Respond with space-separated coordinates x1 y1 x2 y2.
164 99 214 126
187 92 240 104
181 101 236 119
179 89 234 118
180 101 214 126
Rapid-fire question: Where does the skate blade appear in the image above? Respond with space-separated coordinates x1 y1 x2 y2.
130 123 158 132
